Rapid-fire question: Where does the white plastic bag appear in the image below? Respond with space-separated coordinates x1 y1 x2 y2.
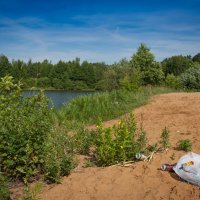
173 152 200 185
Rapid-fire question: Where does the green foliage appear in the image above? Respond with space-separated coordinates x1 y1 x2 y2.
0 76 75 184
136 130 148 153
177 139 192 152
0 55 10 78
0 45 198 91
59 86 177 125
119 69 141 91
192 53 200 64
0 173 10 200
142 62 164 85
165 74 181 89
131 43 155 71
94 114 148 166
162 55 193 77
180 64 200 89
160 127 170 150
44 127 76 183
72 129 97 155
131 43 164 85
98 69 119 91
0 76 51 179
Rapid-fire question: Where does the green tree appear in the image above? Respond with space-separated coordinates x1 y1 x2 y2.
131 44 164 85
180 63 200 89
192 53 200 64
165 74 181 89
142 62 164 85
97 69 119 91
131 43 155 71
11 59 27 81
162 55 193 77
0 55 10 78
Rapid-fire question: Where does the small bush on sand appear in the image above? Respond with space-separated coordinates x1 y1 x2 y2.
95 114 148 166
177 139 192 152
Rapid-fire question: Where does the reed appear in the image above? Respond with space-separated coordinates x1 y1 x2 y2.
56 86 178 125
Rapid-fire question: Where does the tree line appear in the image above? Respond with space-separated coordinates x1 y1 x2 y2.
0 43 200 90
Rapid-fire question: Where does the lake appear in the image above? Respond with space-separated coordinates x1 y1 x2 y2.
23 90 93 108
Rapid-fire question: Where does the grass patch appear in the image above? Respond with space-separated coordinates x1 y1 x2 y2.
55 86 178 125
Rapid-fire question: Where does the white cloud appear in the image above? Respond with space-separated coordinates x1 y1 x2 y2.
0 10 199 64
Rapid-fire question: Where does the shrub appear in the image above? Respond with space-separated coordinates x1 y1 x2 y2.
177 139 192 152
180 64 200 90
165 74 181 89
0 76 51 181
44 127 76 183
95 114 146 166
0 173 10 200
142 63 164 85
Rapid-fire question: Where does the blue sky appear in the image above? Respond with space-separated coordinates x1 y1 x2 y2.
0 0 199 64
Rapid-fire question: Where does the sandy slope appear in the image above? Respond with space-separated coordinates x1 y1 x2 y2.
38 93 200 200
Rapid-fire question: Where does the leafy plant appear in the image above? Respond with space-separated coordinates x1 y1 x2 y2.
165 74 181 89
177 139 192 152
160 127 170 150
0 76 51 180
95 114 143 166
44 131 76 183
136 130 148 153
0 173 10 200
180 64 200 90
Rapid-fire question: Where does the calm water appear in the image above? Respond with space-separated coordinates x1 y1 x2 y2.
23 90 93 108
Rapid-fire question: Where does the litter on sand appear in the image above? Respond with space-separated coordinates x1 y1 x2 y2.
161 152 200 186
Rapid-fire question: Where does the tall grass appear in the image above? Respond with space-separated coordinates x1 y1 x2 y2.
56 86 178 125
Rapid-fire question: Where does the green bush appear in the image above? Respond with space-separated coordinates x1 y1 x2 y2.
44 125 76 183
0 173 10 200
165 74 181 89
177 139 192 152
94 114 148 166
0 76 75 184
142 63 164 85
0 76 51 180
180 64 200 90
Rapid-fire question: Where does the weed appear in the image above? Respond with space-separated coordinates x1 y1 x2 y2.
83 160 94 168
148 143 158 152
21 182 43 200
177 139 192 152
136 130 148 153
95 114 147 166
160 127 170 150
0 173 10 200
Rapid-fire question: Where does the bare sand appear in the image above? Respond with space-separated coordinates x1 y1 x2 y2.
15 92 200 200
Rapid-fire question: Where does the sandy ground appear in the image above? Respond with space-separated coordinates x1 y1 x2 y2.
14 92 200 200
